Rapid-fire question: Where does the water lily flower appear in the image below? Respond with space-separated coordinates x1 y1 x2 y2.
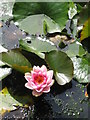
25 65 54 97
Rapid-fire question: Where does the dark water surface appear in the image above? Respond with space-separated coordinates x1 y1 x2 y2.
1 69 90 120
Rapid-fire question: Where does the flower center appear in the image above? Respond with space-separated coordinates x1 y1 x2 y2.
34 75 44 84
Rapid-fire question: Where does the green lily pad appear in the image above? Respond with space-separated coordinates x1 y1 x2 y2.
72 56 89 83
66 41 86 58
13 2 69 30
19 38 57 59
0 49 32 73
18 14 61 35
0 87 33 114
45 50 74 85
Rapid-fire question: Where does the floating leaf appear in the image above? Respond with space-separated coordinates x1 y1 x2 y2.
13 2 69 30
0 49 32 73
72 56 89 83
0 87 33 114
0 68 12 81
45 50 74 85
80 18 90 41
19 38 57 59
18 14 61 35
66 41 86 58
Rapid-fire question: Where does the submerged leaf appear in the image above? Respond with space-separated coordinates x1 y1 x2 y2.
0 49 32 73
45 50 74 85
78 3 90 25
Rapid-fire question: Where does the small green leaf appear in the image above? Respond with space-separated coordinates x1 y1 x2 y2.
80 18 90 41
72 56 89 83
0 87 33 114
19 38 57 59
45 50 74 85
0 49 32 73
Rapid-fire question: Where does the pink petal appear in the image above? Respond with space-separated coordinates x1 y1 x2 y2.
25 81 38 90
25 83 33 90
33 66 40 73
41 65 47 72
47 70 53 79
41 83 47 88
25 72 31 76
47 70 53 84
47 79 54 87
24 75 32 82
36 87 43 92
43 86 50 93
32 90 43 97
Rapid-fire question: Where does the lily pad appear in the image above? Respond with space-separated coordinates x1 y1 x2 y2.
19 38 57 59
72 57 89 83
45 50 74 85
13 2 69 30
18 14 61 35
66 41 86 58
0 49 32 73
0 87 33 114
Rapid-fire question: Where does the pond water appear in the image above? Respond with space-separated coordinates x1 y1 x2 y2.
2 69 90 119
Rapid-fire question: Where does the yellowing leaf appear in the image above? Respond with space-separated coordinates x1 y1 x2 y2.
0 49 32 73
0 87 33 114
13 65 32 73
80 18 90 41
